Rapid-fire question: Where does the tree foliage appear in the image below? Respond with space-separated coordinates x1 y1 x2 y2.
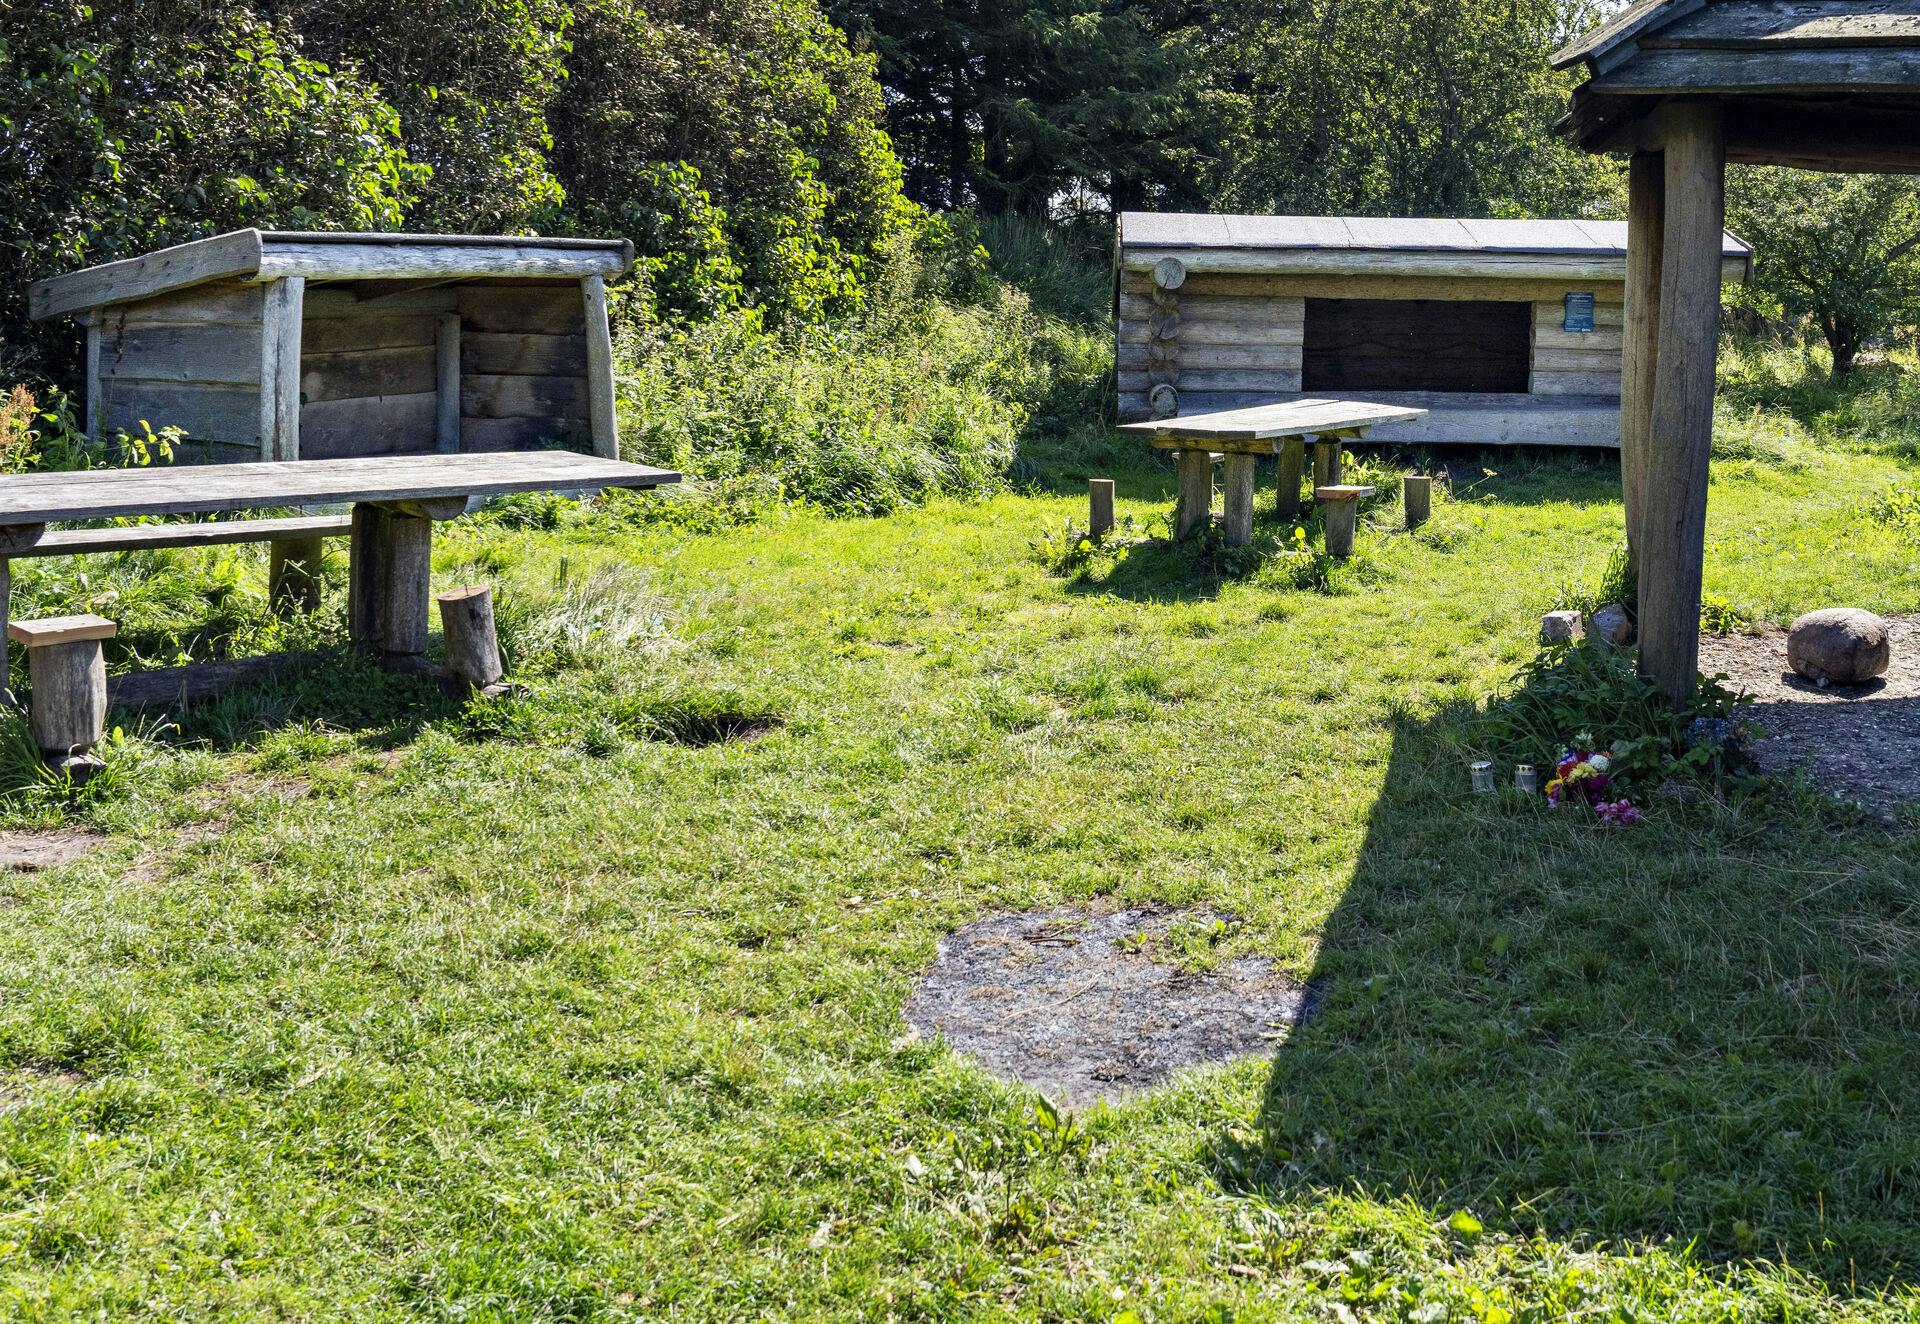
1217 0 1620 219
0 0 915 379
1726 167 1920 377
828 0 1212 215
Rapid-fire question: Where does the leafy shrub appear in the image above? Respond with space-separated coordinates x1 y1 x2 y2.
1864 483 1920 538
1029 515 1140 577
1699 592 1752 636
1475 642 1748 798
615 251 1075 513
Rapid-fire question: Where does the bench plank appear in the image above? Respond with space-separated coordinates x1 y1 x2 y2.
10 515 353 559
0 452 678 525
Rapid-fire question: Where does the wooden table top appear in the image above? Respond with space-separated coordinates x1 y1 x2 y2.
0 452 679 525
1117 398 1428 443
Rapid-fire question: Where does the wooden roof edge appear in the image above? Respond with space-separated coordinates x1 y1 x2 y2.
30 230 636 321
1552 0 1705 72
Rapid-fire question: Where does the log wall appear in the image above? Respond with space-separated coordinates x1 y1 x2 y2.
300 286 445 459
93 280 264 459
456 281 591 453
1116 266 1630 444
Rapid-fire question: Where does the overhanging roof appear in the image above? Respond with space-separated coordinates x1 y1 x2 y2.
1552 1 1920 168
1118 212 1751 281
30 229 635 321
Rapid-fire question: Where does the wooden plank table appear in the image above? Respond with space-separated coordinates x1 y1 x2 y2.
0 451 678 673
1118 399 1427 542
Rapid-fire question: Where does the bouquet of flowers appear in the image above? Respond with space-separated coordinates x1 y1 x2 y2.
1545 741 1644 825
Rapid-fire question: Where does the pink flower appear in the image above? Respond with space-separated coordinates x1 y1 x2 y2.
1595 798 1644 826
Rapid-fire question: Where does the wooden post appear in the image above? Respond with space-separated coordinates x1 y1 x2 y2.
377 510 433 658
1622 150 1666 575
1276 436 1306 521
1323 497 1359 559
1175 449 1213 539
0 559 10 703
8 615 116 782
347 504 390 648
581 275 619 460
258 276 304 462
435 311 462 454
1221 453 1256 545
1315 485 1375 560
1403 475 1432 528
1088 478 1115 538
1313 439 1343 488
437 586 505 690
83 314 103 443
269 536 326 615
1640 103 1726 705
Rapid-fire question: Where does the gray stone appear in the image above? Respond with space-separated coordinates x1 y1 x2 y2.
1588 603 1634 647
1787 608 1890 686
1540 610 1582 645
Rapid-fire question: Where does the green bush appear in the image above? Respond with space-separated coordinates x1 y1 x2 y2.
614 244 1092 513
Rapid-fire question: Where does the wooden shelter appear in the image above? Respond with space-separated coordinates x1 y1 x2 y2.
1115 213 1750 443
28 231 632 463
1553 0 1920 702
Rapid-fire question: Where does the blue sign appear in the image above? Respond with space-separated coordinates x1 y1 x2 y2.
1563 292 1596 333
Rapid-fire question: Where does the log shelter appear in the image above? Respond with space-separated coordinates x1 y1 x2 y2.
27 230 633 464
1552 0 1920 702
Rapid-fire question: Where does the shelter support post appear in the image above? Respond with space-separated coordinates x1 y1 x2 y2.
581 275 619 460
1638 103 1725 705
258 276 304 462
1622 150 1665 579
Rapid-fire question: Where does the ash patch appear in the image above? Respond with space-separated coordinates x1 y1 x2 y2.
1701 616 1920 817
0 827 106 872
904 907 1317 1106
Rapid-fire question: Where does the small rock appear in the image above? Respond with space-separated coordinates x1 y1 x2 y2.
1787 608 1890 686
1587 603 1634 647
1540 610 1582 645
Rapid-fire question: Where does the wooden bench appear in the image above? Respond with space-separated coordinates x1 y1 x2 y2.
0 451 679 702
1 515 354 662
1117 398 1428 544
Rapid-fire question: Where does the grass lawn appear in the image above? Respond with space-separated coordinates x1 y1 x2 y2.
4 429 1920 1320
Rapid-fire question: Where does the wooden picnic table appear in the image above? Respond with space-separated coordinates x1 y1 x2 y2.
0 451 678 668
1118 398 1427 543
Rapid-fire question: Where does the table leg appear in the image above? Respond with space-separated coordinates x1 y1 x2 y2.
1313 438 1342 489
1276 437 1305 521
347 504 390 649
377 509 433 658
1222 453 1256 546
0 558 11 707
1175 449 1213 540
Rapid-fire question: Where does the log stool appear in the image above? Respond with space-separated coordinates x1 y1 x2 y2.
436 586 507 694
1088 478 1115 538
1315 485 1376 559
1404 475 1433 528
8 614 115 782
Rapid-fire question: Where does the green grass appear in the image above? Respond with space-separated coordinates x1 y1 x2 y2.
5 415 1920 1317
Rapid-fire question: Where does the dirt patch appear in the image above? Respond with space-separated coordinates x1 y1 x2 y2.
903 906 1318 1106
0 827 106 872
0 1066 85 1113
1701 614 1920 816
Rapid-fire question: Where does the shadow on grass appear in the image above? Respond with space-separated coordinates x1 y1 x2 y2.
1215 702 1920 1292
119 645 462 754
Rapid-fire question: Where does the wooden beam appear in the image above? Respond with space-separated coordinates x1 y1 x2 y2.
83 315 103 441
256 241 629 285
28 230 264 321
1590 47 1920 95
258 276 304 461
581 276 619 459
1621 151 1665 578
1638 102 1725 704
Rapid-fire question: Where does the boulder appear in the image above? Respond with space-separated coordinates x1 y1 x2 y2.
1540 610 1582 645
1587 603 1634 647
1787 608 1890 686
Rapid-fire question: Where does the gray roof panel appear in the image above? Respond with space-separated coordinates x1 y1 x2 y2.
1119 212 1750 258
